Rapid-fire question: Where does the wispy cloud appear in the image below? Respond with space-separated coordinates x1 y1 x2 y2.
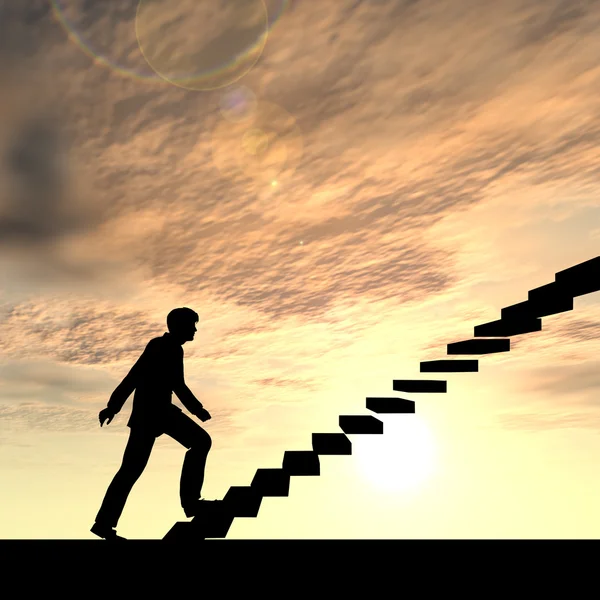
496 408 600 433
0 402 101 433
0 0 598 442
516 360 600 399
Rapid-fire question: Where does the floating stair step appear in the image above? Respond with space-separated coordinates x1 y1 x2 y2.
312 433 352 455
366 397 415 413
223 486 263 518
420 359 479 372
501 288 573 320
530 288 574 317
419 359 479 373
392 380 447 393
282 450 320 476
339 415 383 434
163 521 198 541
474 317 541 337
528 281 572 304
250 468 290 497
555 255 600 297
163 500 236 540
447 338 510 354
189 500 235 539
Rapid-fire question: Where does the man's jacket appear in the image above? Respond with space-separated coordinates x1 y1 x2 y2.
106 332 203 434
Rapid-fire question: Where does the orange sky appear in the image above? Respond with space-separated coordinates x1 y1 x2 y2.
0 0 599 540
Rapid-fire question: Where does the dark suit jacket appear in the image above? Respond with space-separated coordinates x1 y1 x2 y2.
106 332 203 434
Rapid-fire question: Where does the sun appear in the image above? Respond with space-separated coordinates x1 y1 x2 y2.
353 414 437 493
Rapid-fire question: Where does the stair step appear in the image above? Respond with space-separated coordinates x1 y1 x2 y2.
164 498 236 540
392 380 447 393
223 486 263 518
447 338 510 354
163 503 235 540
366 397 415 413
501 285 573 320
282 450 320 476
163 521 198 541
420 359 479 372
312 433 352 455
189 501 235 538
251 468 290 497
531 280 576 312
555 255 600 297
528 280 571 304
474 317 541 337
339 415 383 434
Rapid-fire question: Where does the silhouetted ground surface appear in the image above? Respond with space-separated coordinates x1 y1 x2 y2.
0 537 592 582
0 540 586 596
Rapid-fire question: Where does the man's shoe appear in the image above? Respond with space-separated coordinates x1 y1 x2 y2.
183 498 219 518
91 522 127 540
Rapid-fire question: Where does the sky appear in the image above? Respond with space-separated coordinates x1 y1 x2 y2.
0 0 599 540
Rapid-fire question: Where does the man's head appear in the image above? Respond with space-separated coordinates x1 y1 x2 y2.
167 307 199 344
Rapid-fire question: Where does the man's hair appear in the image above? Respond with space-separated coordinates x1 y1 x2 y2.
167 307 199 333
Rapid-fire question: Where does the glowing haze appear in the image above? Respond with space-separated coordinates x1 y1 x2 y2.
0 0 599 540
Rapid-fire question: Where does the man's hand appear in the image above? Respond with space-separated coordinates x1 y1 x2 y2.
197 407 211 422
99 407 115 427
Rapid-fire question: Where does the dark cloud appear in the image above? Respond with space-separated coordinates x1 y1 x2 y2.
0 357 118 407
0 1 52 60
2 116 70 242
515 0 589 48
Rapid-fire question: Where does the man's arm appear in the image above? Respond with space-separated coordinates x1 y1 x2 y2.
175 384 205 417
106 342 153 415
173 349 204 417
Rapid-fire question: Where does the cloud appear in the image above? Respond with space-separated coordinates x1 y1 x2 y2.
0 402 102 433
0 0 598 438
496 409 600 433
0 298 162 365
0 400 243 440
0 357 116 405
518 360 600 399
515 0 588 49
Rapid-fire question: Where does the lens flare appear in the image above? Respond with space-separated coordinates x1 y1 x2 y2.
137 0 271 90
50 0 160 82
212 100 303 185
50 1 290 87
219 85 257 122
242 128 270 155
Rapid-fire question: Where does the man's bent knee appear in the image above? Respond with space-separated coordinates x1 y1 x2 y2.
190 429 211 452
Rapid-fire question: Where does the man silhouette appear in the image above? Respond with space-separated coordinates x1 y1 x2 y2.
91 307 213 540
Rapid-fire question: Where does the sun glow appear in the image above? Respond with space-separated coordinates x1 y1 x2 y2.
353 415 437 493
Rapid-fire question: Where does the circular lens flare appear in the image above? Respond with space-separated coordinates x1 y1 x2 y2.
219 85 257 122
136 0 268 91
212 100 303 185
50 1 291 86
50 1 160 82
242 128 270 155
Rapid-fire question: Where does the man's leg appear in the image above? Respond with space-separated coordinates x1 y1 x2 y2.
163 411 212 516
94 427 156 532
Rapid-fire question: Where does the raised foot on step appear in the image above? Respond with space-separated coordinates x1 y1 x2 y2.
91 522 127 541
183 498 221 518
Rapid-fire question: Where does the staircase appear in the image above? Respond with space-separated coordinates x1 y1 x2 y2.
163 255 599 540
